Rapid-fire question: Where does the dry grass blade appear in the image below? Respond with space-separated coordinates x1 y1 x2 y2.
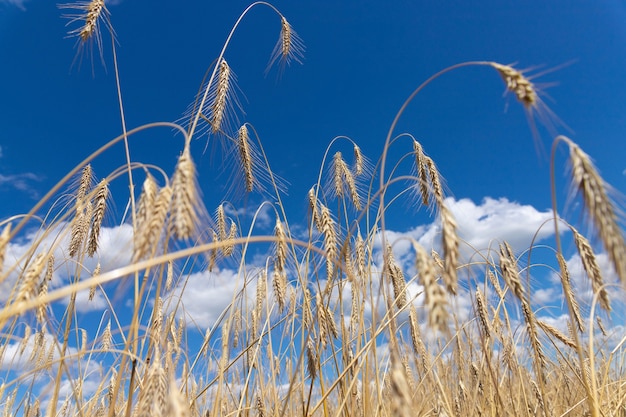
563 136 626 284
171 146 201 240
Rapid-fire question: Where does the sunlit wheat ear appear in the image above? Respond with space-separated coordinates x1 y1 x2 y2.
353 144 364 176
0 222 11 273
17 253 46 305
408 304 429 370
134 185 172 261
211 59 232 134
389 353 414 417
308 187 321 230
572 228 611 312
59 0 113 69
101 319 112 351
136 173 158 228
562 136 626 284
537 320 576 349
266 16 305 74
69 201 92 258
332 151 362 210
87 178 108 257
253 270 267 335
413 140 430 206
414 243 448 332
385 245 407 309
439 201 459 294
319 203 338 279
475 288 491 338
237 125 255 192
136 348 167 417
425 157 444 203
499 242 524 300
355 232 366 280
492 63 538 108
172 146 202 240
557 252 584 333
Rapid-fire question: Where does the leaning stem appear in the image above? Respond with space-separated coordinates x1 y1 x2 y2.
550 136 599 417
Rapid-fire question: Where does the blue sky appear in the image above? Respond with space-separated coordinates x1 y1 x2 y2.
1 0 626 395
1 0 626 220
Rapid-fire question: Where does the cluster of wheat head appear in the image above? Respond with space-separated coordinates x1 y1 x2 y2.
0 2 625 417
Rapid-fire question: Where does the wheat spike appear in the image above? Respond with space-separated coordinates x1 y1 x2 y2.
88 178 108 257
69 201 92 258
499 242 524 300
492 63 537 108
353 144 364 176
415 243 448 332
537 320 576 349
171 146 200 240
564 136 626 284
439 201 459 294
101 319 112 351
413 140 430 206
572 228 610 312
136 174 158 233
211 59 231 133
385 245 407 309
136 349 167 417
0 223 11 274
134 185 172 261
238 125 255 192
266 15 304 73
17 253 46 304
319 203 337 279
475 288 491 338
425 157 443 202
557 252 584 333
272 264 287 314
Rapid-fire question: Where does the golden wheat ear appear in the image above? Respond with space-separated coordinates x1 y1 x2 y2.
59 0 115 70
559 136 626 285
265 16 305 76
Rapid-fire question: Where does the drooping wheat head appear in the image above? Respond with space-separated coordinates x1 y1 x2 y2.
562 136 626 284
171 146 202 240
572 228 611 312
237 125 255 192
491 63 537 109
266 15 305 74
87 178 108 257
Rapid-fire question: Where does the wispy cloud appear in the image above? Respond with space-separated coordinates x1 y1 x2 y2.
1 0 29 10
0 172 43 199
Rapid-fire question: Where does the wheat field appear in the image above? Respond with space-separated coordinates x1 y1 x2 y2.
1 2 625 416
